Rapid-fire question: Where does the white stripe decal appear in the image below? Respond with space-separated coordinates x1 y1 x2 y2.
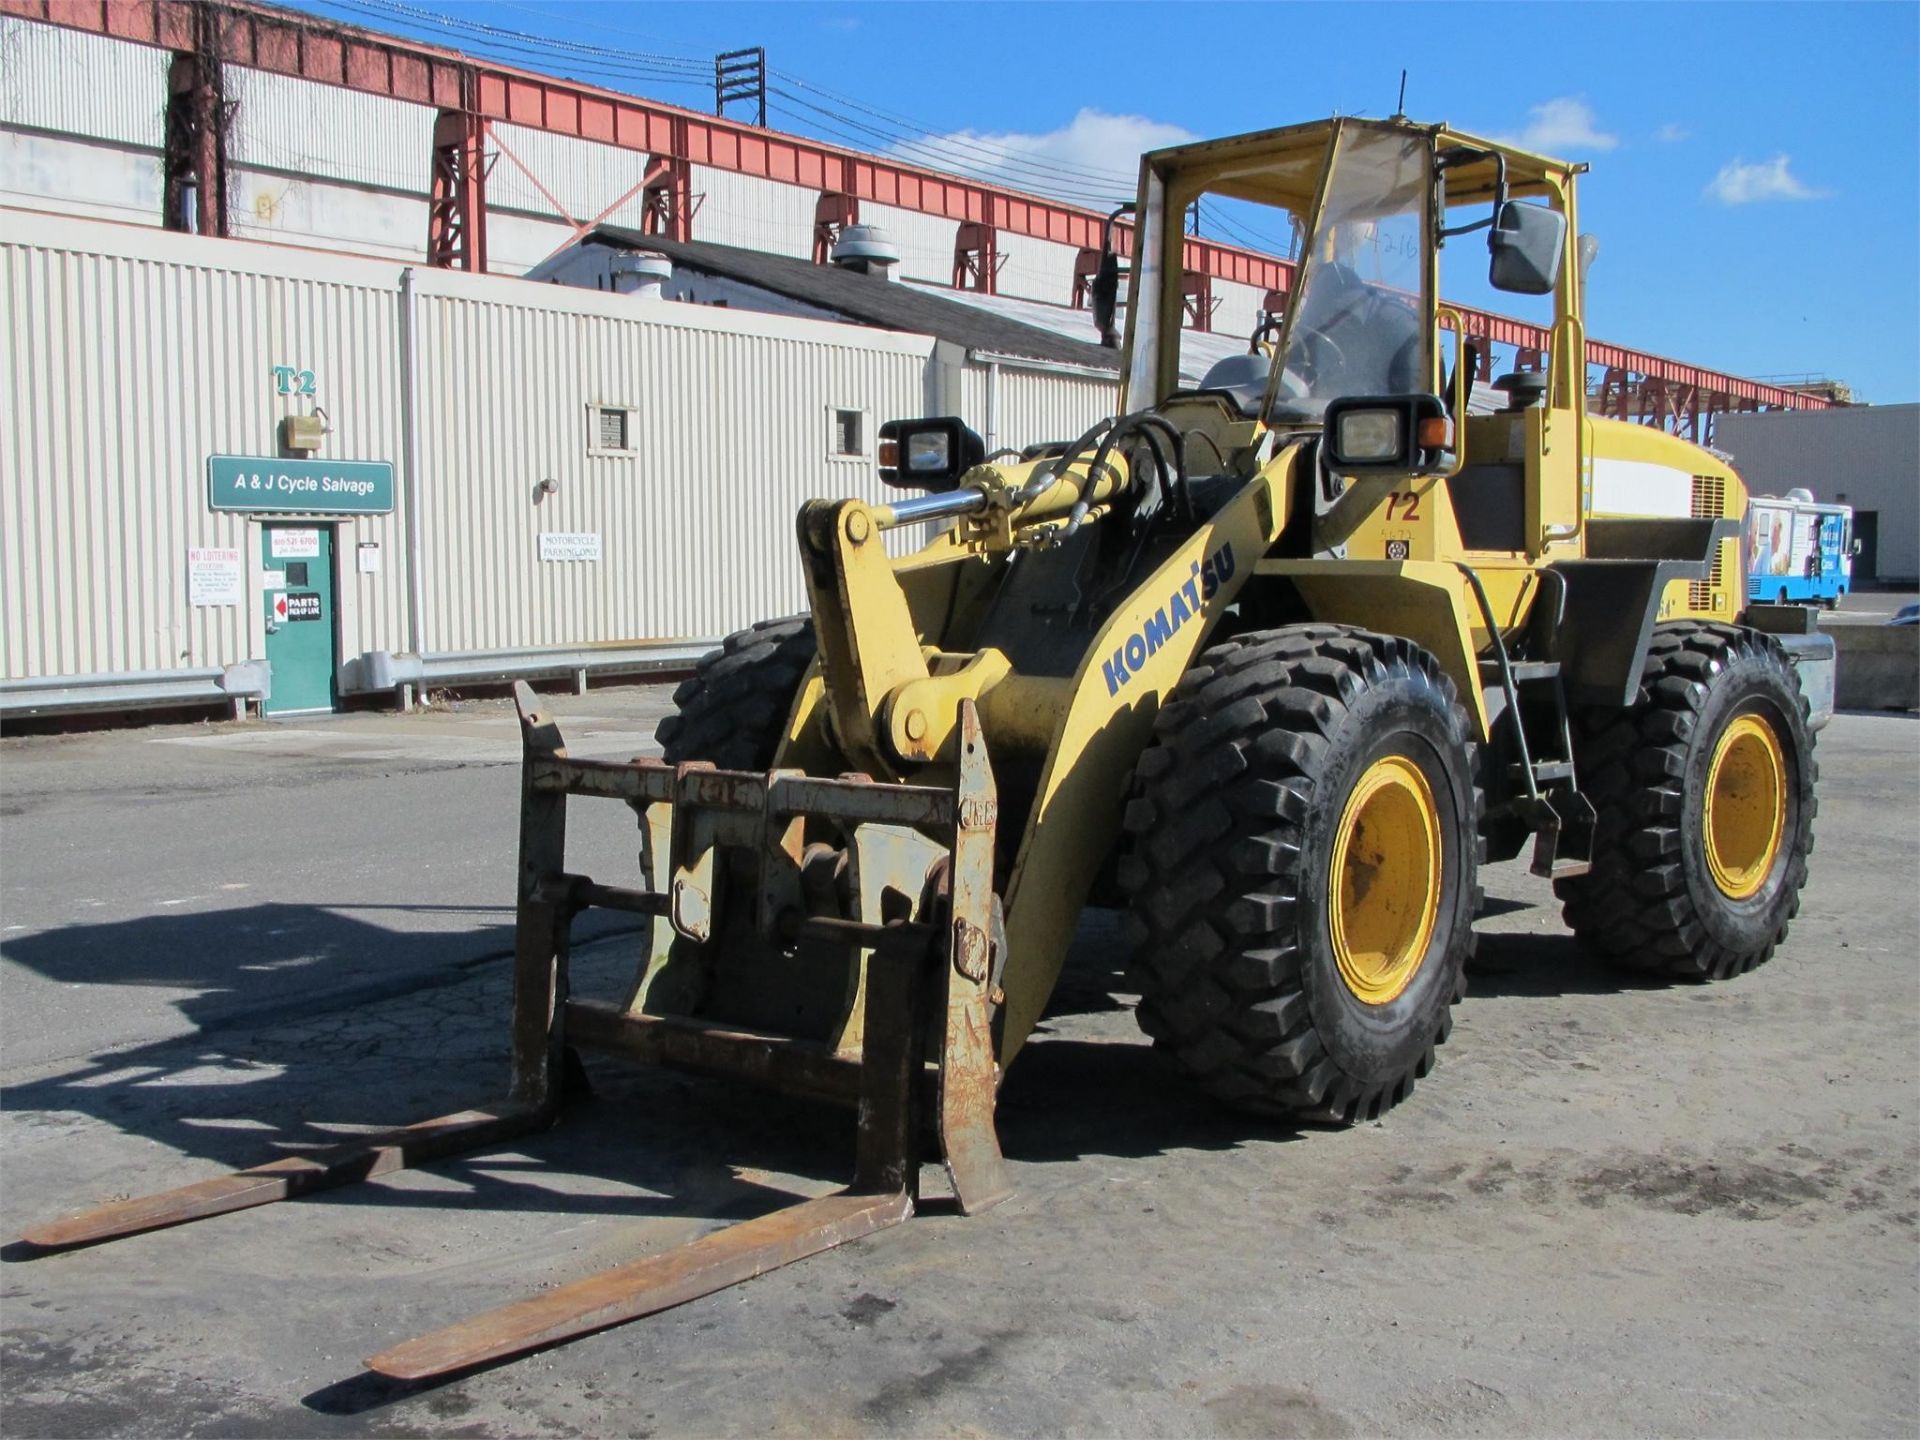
1590 457 1695 518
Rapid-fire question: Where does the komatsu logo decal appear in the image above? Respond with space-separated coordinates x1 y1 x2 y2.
1101 543 1236 695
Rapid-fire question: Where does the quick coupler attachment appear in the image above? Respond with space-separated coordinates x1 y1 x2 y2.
366 685 1012 1377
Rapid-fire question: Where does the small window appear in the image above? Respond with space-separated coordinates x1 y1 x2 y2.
587 404 637 458
830 407 866 460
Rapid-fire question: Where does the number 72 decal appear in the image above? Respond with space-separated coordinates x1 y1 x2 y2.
1384 490 1422 521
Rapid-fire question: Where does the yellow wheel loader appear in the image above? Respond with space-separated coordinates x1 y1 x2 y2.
21 116 1832 1379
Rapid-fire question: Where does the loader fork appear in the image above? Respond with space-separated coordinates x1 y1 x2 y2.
17 684 1011 1381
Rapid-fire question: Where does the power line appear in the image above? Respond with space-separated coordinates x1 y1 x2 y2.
299 0 712 91
334 0 709 73
768 68 1141 188
319 0 1149 194
1200 202 1299 261
436 0 1150 194
291 0 1296 261
766 89 1135 205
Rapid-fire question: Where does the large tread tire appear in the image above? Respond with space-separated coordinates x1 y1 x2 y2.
1119 625 1481 1124
655 618 816 768
1554 621 1816 980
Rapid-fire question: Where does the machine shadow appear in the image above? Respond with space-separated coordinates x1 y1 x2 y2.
0 899 634 1034
0 903 848 1242
3 888 1667 1273
1464 926 1674 998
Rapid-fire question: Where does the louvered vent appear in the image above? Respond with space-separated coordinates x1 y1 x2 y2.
1691 474 1727 610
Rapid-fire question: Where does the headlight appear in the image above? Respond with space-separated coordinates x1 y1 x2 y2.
1336 409 1402 462
907 432 951 472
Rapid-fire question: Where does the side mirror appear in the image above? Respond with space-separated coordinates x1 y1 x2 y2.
1489 201 1567 295
1851 538 1863 557
1091 253 1123 349
877 417 985 491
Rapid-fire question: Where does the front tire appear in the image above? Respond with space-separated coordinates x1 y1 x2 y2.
1555 622 1816 980
1119 626 1480 1124
655 617 815 767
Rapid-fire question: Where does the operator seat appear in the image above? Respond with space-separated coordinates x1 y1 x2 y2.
1492 370 1549 411
1193 352 1272 419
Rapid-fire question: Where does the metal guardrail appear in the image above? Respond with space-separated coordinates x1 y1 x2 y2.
348 643 716 703
0 663 269 719
0 641 713 721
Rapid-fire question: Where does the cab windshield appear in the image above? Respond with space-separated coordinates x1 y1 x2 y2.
1266 127 1430 418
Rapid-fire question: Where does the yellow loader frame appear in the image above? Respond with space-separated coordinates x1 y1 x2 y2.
19 115 1780 1381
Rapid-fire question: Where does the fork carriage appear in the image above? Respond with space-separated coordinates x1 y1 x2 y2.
21 684 1011 1380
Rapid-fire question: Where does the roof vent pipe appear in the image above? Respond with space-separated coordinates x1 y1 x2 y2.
610 250 673 299
830 224 900 279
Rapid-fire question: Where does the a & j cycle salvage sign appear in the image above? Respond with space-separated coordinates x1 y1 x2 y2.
208 455 395 515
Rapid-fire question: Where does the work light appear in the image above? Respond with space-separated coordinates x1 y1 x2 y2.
1337 410 1402 463
876 417 985 490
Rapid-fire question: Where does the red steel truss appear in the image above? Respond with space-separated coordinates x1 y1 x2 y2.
7 0 1832 422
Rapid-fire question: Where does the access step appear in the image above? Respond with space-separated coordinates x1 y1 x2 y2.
1479 659 1562 684
1512 760 1577 785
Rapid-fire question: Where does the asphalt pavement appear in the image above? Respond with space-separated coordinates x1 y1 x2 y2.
0 694 675 1072
1 688 1915 1438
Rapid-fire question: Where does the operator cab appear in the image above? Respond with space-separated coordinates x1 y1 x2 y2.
1099 115 1583 544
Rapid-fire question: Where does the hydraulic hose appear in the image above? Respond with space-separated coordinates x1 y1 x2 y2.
1017 416 1116 507
1059 410 1192 541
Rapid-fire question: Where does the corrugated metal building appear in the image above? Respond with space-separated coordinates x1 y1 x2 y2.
1716 404 1919 587
1 212 1117 716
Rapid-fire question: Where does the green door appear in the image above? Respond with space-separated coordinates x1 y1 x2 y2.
260 524 337 716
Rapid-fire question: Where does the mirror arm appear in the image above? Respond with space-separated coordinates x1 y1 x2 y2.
1435 147 1508 240
1091 202 1135 349
1441 214 1495 240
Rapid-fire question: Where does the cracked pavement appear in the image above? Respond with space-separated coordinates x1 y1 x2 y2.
2 691 1916 1437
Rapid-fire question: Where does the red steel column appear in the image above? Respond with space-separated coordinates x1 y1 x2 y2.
813 192 859 265
641 156 693 242
952 220 1000 292
427 107 488 270
1180 272 1214 332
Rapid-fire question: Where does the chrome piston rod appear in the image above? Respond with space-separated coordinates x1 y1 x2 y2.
877 487 991 529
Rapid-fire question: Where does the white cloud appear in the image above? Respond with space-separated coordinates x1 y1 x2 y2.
1656 122 1691 143
1501 97 1618 154
889 109 1195 208
1704 154 1829 204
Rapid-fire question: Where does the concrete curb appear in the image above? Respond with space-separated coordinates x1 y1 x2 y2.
1830 623 1920 710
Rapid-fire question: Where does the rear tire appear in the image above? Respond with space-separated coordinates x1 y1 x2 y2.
655 618 816 767
1554 622 1816 980
1119 626 1480 1124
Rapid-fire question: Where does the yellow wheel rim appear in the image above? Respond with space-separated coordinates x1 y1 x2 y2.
1329 755 1442 1006
1703 713 1787 900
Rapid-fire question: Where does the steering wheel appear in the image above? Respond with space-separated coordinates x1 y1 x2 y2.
1288 262 1373 386
1293 325 1348 386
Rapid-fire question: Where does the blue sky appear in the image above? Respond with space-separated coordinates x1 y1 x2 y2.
297 1 1920 403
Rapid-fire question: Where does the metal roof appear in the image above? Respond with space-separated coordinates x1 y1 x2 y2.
586 227 1121 372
